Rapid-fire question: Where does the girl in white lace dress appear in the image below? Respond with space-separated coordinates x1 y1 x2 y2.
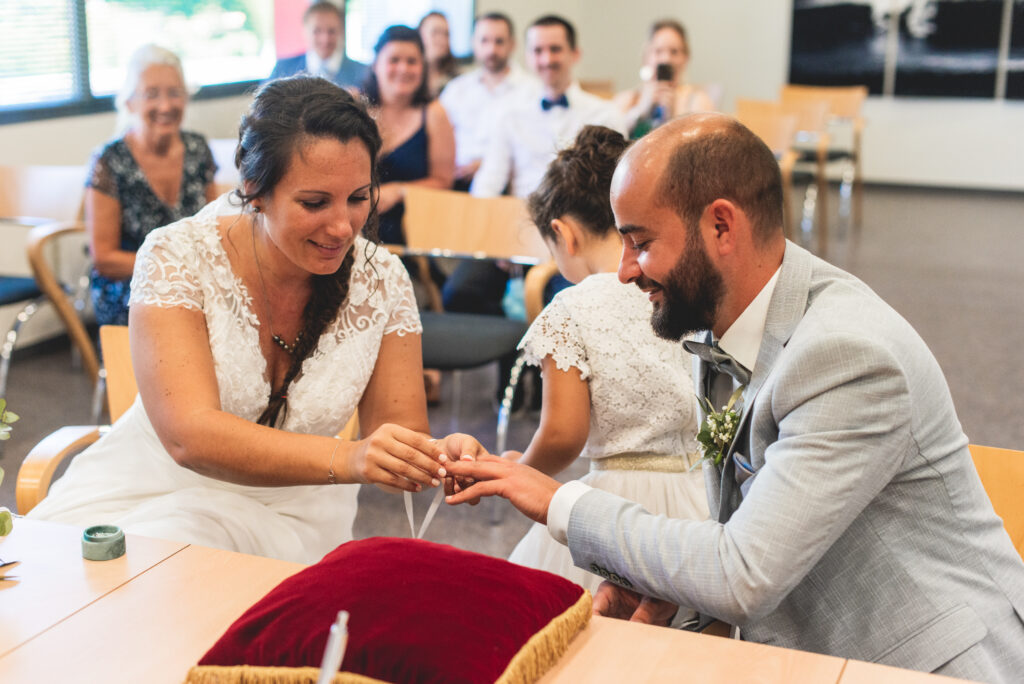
505 126 709 592
28 78 456 564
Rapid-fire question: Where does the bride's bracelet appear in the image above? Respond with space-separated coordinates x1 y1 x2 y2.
327 437 340 485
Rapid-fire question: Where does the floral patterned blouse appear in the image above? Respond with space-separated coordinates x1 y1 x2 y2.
86 130 216 325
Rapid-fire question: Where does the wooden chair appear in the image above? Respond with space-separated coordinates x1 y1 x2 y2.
780 85 868 232
969 444 1024 560
399 187 556 522
579 79 616 100
0 164 88 222
733 100 800 242
16 325 360 514
736 98 830 253
0 165 90 421
0 222 97 422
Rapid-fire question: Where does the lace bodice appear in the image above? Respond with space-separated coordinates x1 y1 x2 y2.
520 273 699 460
129 197 421 436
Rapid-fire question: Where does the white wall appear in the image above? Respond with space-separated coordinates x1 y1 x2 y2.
480 0 1024 191
1 0 1022 190
0 94 251 166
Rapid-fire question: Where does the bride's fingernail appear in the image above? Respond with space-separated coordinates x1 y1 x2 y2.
438 466 447 477
431 478 441 487
461 454 474 461
439 453 448 463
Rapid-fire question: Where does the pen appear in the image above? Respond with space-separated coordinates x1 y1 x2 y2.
317 610 349 684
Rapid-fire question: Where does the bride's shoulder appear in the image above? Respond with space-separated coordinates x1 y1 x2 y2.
138 203 224 267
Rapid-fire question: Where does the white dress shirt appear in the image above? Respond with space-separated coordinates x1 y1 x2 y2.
470 82 625 198
306 50 343 79
439 64 535 168
546 268 781 545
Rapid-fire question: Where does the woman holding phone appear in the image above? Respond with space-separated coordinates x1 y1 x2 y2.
614 19 715 138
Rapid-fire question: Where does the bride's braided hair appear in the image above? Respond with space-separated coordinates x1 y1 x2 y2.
234 76 382 427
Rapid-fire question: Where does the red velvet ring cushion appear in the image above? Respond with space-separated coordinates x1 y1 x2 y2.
196 537 590 683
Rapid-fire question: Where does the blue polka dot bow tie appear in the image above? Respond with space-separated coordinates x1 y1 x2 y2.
540 94 569 110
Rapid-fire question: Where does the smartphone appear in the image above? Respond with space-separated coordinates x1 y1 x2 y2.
655 63 674 82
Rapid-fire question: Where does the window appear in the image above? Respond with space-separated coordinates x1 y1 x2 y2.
0 0 275 124
345 0 476 64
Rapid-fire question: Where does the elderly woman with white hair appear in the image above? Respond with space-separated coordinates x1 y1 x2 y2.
86 44 217 326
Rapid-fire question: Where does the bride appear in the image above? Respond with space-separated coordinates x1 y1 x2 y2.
28 77 456 564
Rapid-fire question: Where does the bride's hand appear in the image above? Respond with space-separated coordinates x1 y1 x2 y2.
437 433 490 502
345 424 445 492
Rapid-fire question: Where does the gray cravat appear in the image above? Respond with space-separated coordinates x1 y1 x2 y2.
683 339 752 387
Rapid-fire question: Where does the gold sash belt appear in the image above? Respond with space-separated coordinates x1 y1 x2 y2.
590 452 701 473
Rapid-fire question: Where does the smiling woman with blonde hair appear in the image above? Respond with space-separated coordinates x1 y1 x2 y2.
87 44 218 326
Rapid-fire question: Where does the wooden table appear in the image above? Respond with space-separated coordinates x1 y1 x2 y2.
0 519 970 683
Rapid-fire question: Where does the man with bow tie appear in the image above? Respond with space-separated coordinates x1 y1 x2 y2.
445 14 624 316
469 14 623 199
445 113 1024 681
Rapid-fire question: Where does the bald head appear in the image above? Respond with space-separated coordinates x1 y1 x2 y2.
613 113 784 245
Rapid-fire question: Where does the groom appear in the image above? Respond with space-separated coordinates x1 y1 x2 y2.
444 114 1024 680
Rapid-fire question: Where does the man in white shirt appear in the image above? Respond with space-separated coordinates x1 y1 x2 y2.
440 13 533 191
469 15 622 199
443 114 1024 681
268 2 367 89
445 15 621 315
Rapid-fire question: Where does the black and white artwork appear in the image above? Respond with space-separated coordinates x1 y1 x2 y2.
789 0 1024 99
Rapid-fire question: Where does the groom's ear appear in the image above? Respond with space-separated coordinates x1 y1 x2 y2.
705 199 740 256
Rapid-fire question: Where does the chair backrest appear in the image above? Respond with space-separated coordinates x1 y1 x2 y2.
96 324 360 437
734 99 798 157
0 164 88 221
26 221 100 385
969 443 1024 560
780 84 868 121
579 79 616 100
98 325 136 422
401 187 549 264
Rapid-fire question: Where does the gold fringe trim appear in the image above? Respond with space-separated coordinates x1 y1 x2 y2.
495 589 593 684
185 590 592 684
184 665 384 684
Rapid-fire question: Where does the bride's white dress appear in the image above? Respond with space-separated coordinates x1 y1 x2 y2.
27 199 421 564
508 273 709 593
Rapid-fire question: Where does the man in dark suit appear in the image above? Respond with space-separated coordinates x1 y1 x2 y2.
268 2 366 89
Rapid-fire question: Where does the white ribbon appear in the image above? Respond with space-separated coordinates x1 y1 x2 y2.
403 488 445 539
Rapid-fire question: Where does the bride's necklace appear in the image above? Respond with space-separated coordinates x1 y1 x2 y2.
251 220 302 355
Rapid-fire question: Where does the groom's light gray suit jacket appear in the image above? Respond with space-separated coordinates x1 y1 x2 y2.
566 242 1024 681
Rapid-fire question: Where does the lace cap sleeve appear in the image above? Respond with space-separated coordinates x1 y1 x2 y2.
378 249 422 336
518 294 590 379
129 224 204 311
85 144 117 198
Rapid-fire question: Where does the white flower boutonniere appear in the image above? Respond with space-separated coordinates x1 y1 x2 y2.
695 386 745 468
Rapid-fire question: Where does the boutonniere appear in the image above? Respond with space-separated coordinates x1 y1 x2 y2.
695 386 745 468
0 398 17 442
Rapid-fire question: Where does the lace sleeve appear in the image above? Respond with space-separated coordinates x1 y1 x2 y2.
128 226 204 311
85 146 117 198
518 295 590 379
380 252 422 336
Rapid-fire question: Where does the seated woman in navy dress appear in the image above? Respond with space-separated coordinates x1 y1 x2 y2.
361 25 454 246
86 44 217 326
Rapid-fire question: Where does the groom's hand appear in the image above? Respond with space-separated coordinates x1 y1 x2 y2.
592 582 678 626
443 454 560 524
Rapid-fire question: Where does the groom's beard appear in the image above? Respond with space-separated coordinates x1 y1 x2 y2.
644 231 724 341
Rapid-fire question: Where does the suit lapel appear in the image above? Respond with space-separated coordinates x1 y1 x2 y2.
717 241 815 520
